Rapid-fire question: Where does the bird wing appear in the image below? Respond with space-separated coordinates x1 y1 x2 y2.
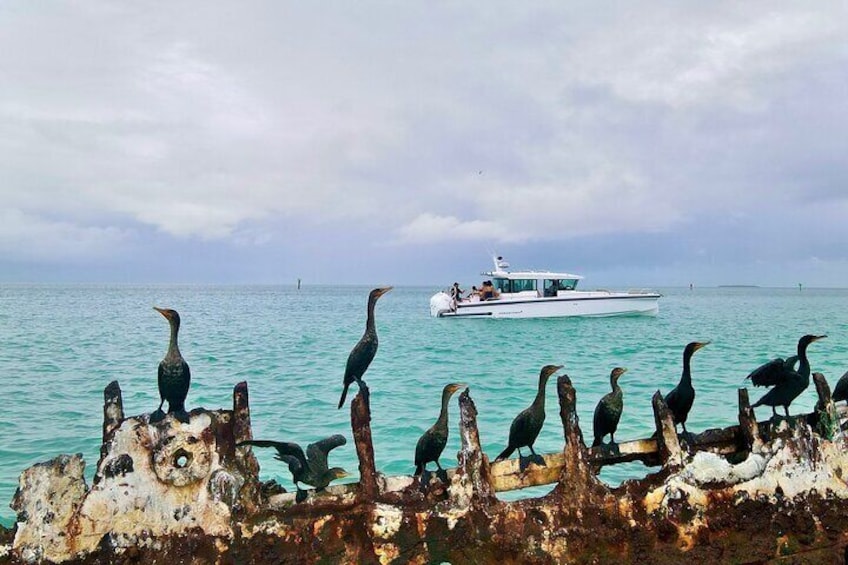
306 434 347 471
664 386 679 412
746 357 788 387
176 360 191 399
157 362 165 400
275 454 304 478
238 440 307 468
344 336 378 383
414 426 446 466
833 371 848 402
784 355 799 372
593 395 611 439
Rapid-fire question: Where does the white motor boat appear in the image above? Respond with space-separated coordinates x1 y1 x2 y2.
430 256 660 319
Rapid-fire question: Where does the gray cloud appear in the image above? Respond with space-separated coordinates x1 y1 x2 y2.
1 2 846 283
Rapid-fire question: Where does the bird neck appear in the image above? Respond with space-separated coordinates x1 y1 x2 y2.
797 341 811 375
681 353 693 386
168 322 181 357
611 377 621 394
366 296 378 331
533 376 549 409
436 391 453 427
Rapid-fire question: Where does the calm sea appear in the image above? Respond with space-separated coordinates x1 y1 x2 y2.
1 284 848 527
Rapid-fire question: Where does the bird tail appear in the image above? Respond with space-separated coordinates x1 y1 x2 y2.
337 383 350 409
495 446 514 462
414 463 424 477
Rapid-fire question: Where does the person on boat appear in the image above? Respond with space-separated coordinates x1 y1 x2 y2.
450 282 464 310
468 286 480 300
451 282 464 301
480 280 497 300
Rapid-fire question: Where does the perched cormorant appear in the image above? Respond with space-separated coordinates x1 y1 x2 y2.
592 367 628 447
338 286 393 409
414 383 466 476
150 307 191 424
748 334 827 417
495 364 563 463
663 341 709 436
238 435 348 501
832 370 848 404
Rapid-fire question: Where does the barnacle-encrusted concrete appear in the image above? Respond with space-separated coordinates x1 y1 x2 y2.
5 377 848 564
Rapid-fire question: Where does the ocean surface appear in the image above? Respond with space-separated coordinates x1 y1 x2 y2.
2 284 848 527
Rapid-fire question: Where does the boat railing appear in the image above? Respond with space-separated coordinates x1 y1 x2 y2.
627 288 658 295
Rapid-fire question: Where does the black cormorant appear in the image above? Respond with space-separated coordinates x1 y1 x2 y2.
338 286 393 409
495 364 563 462
748 334 827 417
832 370 848 404
238 435 348 501
150 307 191 424
663 341 709 435
592 367 628 447
414 383 465 476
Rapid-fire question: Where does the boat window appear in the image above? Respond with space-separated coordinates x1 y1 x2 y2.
493 278 509 294
511 279 537 293
544 279 558 297
559 279 578 290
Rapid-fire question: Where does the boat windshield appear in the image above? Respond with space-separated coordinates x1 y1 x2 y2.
544 279 579 295
494 278 537 293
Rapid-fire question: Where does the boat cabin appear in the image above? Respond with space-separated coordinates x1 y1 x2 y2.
489 274 582 299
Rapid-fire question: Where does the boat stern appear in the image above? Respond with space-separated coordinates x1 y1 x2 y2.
429 291 454 317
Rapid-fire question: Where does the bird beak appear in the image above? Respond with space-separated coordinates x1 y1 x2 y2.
620 368 628 375
153 307 169 319
695 341 710 351
814 335 827 341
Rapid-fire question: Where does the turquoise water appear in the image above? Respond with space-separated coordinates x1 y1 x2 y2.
1 284 848 527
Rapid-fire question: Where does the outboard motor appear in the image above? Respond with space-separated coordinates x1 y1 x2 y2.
429 291 453 317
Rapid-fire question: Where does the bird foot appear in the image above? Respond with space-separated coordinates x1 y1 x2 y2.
531 454 546 467
171 409 191 424
295 488 308 503
357 381 371 407
417 469 432 492
149 409 166 423
518 455 530 473
436 468 449 483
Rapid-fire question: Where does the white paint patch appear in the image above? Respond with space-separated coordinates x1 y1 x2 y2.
372 504 404 538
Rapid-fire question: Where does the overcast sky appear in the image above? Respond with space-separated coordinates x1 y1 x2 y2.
1 2 846 286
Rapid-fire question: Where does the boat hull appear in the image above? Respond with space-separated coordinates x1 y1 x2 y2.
430 291 660 319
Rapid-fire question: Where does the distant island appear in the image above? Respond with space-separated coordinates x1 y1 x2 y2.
717 285 760 288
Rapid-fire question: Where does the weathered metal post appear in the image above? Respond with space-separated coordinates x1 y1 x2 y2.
738 388 763 452
452 388 494 503
552 374 605 504
351 385 379 500
102 381 124 459
233 382 259 465
813 373 839 440
651 391 682 470
232 381 261 512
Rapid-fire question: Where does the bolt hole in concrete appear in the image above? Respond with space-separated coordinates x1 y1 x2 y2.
173 450 192 469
